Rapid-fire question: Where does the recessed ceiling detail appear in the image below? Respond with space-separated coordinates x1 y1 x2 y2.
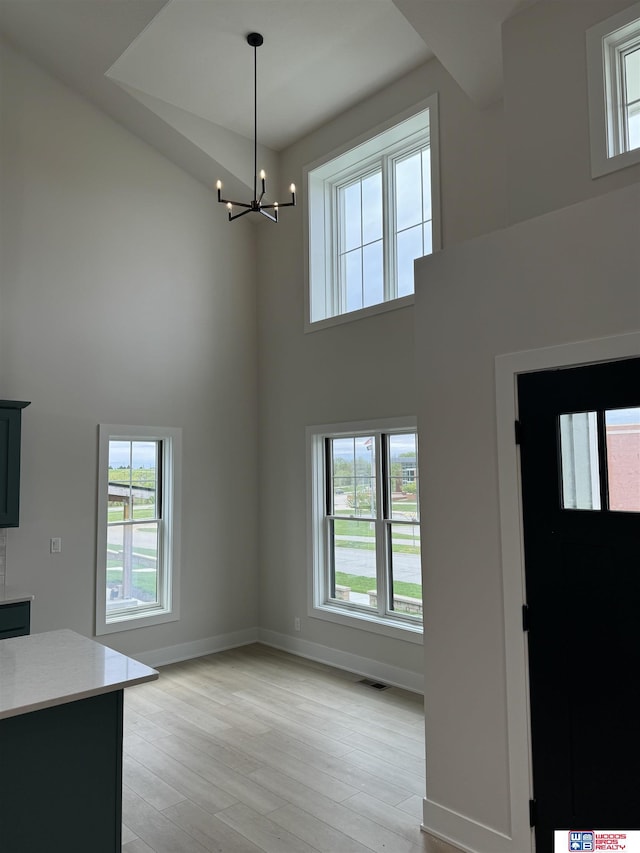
0 0 539 198
105 0 431 152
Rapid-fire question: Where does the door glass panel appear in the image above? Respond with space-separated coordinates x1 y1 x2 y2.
605 407 640 512
559 412 601 510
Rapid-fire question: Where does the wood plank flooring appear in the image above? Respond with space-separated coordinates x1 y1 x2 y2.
122 643 460 853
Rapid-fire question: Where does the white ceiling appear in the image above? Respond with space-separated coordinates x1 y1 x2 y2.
0 0 536 198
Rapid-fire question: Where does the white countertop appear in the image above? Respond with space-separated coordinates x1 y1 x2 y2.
0 629 158 720
0 586 34 605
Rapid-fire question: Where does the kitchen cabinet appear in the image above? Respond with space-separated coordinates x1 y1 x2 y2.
0 600 30 639
0 400 30 527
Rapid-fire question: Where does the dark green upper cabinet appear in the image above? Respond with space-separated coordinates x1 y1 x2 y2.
0 401 30 528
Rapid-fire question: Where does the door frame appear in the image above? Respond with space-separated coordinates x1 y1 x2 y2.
494 330 640 853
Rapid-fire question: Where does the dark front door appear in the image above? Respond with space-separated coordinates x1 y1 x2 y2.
518 357 640 853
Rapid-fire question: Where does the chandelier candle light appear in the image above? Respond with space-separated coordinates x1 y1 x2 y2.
216 32 296 222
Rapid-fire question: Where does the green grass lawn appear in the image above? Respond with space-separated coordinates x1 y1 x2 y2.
107 567 157 597
108 507 156 522
336 538 419 555
335 571 421 599
333 518 419 554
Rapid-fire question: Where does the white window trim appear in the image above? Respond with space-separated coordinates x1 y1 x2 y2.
304 95 441 333
587 1 640 177
306 416 423 644
95 424 182 636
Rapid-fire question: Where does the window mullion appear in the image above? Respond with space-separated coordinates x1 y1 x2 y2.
375 432 388 618
617 44 630 155
383 155 394 303
334 183 343 315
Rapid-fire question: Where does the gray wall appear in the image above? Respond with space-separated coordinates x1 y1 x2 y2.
256 57 507 684
0 39 259 660
504 0 640 223
415 182 640 851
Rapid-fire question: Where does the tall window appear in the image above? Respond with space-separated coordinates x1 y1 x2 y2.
308 418 422 639
306 96 440 329
96 425 181 635
587 3 640 176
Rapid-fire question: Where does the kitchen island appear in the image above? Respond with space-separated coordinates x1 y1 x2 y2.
0 629 158 852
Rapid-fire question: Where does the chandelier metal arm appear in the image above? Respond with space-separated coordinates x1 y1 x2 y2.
259 200 295 211
228 207 254 222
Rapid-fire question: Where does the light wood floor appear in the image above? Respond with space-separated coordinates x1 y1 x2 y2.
122 643 460 853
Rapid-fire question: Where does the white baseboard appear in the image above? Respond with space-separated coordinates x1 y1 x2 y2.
422 797 522 853
130 626 424 694
258 628 424 694
133 627 260 668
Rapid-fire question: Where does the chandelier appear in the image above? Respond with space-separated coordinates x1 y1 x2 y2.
216 33 296 222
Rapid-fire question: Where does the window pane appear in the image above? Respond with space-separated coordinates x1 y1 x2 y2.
388 433 419 520
330 435 376 517
606 407 640 512
625 48 640 105
389 522 422 618
627 100 640 151
395 152 422 232
131 441 158 514
362 171 382 244
108 440 131 522
396 224 423 298
422 148 432 222
363 240 383 308
341 181 362 252
106 521 159 612
331 436 354 509
343 248 362 313
559 412 601 510
423 222 433 256
331 518 377 609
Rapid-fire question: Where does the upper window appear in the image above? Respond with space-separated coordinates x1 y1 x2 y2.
95 424 181 635
307 417 422 641
305 96 440 330
587 2 640 177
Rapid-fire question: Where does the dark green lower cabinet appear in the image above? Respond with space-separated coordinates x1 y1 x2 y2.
0 400 30 528
0 600 31 639
0 690 124 853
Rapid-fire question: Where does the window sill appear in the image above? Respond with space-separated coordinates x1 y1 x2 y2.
96 607 179 636
310 602 423 644
305 294 414 334
590 146 640 179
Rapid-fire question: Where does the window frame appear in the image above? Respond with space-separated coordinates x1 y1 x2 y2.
304 95 441 332
307 416 423 643
95 424 182 635
587 2 640 177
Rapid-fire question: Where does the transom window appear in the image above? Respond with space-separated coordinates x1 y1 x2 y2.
308 418 423 640
587 3 640 176
306 97 440 330
96 424 181 634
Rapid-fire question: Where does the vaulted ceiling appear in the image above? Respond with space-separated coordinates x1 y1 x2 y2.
0 0 536 202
